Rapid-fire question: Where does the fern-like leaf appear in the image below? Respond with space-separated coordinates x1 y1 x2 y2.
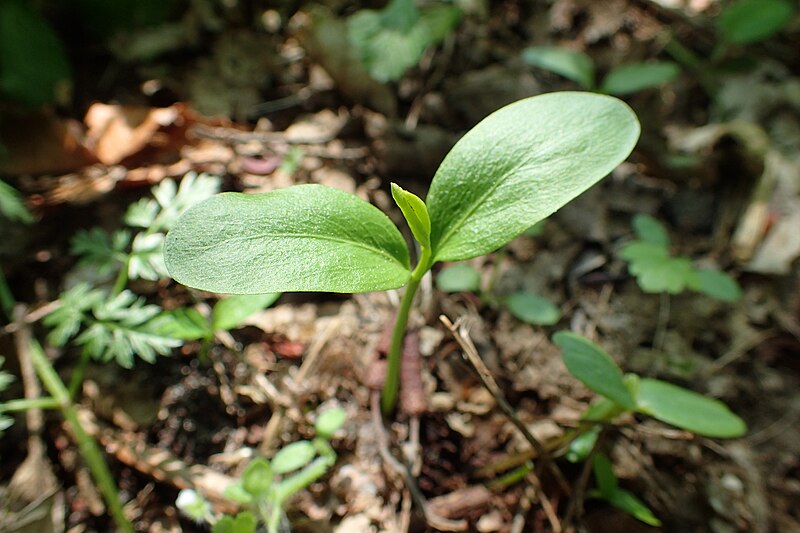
44 284 106 346
71 228 131 275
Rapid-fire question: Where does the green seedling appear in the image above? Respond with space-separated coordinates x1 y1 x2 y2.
0 179 34 224
620 214 742 301
718 0 795 46
164 91 641 414
348 0 462 83
589 452 661 527
553 331 747 439
522 47 680 96
176 407 346 533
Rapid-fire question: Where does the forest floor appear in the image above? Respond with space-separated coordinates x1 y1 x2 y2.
1 1 799 532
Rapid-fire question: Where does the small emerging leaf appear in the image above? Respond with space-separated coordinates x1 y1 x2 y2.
719 0 795 44
590 453 661 526
0 180 34 223
435 263 482 293
635 378 747 438
620 242 696 294
212 512 257 533
241 458 272 497
600 61 680 96
553 332 637 410
522 47 595 89
566 425 601 463
315 407 347 439
391 183 431 248
211 293 281 332
504 291 561 326
222 482 252 505
165 185 411 294
150 308 212 341
272 440 316 474
427 92 639 263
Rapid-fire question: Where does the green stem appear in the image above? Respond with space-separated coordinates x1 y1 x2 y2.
381 246 432 415
112 258 130 296
0 397 61 412
27 338 134 533
67 349 92 399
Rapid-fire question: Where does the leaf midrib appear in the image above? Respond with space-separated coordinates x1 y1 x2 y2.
189 230 409 270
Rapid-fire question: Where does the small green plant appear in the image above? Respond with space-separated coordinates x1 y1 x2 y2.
554 331 746 525
554 331 746 438
164 92 641 414
522 47 680 96
620 214 742 301
717 0 795 46
347 0 462 82
176 407 346 533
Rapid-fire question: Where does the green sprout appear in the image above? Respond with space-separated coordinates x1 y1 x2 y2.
177 407 346 533
164 91 641 414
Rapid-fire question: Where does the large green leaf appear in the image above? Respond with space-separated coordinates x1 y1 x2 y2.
165 185 411 294
553 332 637 410
426 92 640 262
718 0 794 44
635 378 747 438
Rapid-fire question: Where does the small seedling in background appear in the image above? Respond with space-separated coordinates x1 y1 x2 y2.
620 214 742 301
522 47 680 96
347 0 462 82
177 407 346 533
553 331 745 525
717 0 795 46
164 92 641 414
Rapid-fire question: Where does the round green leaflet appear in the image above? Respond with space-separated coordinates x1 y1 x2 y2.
164 184 411 294
426 92 640 263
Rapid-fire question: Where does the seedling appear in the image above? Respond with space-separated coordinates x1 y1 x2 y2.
620 214 742 301
348 0 462 82
553 331 746 525
176 407 346 533
554 331 746 438
522 47 680 96
164 91 641 414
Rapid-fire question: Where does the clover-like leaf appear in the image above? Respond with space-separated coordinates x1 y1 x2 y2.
165 184 411 294
553 332 636 410
427 92 639 263
635 378 747 438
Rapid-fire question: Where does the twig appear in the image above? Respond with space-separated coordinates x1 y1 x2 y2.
3 300 62 334
702 329 776 377
440 315 571 496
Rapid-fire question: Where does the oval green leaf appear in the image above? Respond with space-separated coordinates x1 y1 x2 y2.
427 92 640 262
693 269 742 303
271 440 316 474
241 458 272 497
435 263 482 293
553 331 637 410
600 61 680 96
635 378 747 438
719 0 794 44
504 291 561 326
522 47 595 89
165 184 411 294
315 407 347 439
631 214 670 248
391 182 431 248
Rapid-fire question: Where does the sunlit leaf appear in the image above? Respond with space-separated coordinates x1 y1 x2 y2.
553 332 637 410
211 293 281 332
